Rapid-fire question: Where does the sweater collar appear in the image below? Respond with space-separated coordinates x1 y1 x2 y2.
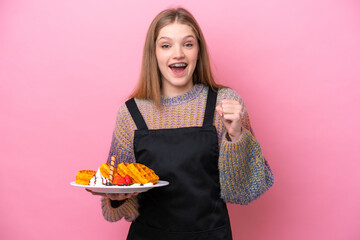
160 84 204 107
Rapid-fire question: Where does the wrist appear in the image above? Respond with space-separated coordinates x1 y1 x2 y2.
227 127 243 142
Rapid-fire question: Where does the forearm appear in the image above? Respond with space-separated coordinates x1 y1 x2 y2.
219 128 274 204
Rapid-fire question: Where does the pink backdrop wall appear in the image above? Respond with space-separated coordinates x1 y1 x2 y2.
1 0 359 239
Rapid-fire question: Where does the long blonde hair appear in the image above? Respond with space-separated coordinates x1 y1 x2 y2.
130 7 224 106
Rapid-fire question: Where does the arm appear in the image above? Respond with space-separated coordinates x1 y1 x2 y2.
100 105 140 222
216 88 274 205
101 195 139 222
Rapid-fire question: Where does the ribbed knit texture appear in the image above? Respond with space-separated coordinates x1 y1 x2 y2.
101 84 274 222
101 197 139 222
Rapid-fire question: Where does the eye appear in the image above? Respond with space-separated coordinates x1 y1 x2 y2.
161 44 170 49
185 43 193 47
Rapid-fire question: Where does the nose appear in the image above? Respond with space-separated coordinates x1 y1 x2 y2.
173 44 185 59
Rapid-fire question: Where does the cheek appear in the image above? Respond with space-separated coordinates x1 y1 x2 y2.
155 49 161 64
190 49 199 64
156 52 169 67
155 53 167 77
190 54 198 68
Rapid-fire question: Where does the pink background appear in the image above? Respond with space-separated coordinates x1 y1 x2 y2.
1 0 359 239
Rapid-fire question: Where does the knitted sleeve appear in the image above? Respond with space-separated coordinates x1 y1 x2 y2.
101 196 139 222
100 105 140 222
216 88 274 205
106 105 136 165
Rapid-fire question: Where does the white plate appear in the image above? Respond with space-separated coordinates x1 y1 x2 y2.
70 180 169 193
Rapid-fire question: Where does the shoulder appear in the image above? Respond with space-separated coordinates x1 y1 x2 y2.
116 98 154 117
112 103 133 133
116 102 131 121
114 98 154 132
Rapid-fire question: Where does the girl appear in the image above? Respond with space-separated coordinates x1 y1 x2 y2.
88 7 274 240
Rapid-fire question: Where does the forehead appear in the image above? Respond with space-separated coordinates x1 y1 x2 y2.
157 23 196 40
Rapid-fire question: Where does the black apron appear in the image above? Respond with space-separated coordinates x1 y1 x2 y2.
125 88 232 240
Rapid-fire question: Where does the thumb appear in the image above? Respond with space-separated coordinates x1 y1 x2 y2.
215 105 231 131
215 105 223 118
215 106 228 128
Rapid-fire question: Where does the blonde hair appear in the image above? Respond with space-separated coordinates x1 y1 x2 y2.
130 7 224 106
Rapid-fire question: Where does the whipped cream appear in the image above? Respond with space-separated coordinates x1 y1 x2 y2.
89 167 111 186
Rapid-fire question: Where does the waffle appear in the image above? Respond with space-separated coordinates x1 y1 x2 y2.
99 163 111 179
117 163 159 184
76 170 96 185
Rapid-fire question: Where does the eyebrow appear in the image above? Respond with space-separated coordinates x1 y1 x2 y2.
157 35 196 41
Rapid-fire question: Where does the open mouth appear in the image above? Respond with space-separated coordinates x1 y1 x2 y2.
169 63 188 75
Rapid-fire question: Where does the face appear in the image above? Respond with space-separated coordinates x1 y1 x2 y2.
156 23 199 97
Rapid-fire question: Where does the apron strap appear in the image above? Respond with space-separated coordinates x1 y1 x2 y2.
125 98 148 130
203 87 218 126
126 87 217 129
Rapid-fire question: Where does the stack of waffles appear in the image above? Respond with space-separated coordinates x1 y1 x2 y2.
117 163 159 185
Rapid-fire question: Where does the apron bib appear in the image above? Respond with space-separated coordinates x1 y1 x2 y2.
125 89 232 240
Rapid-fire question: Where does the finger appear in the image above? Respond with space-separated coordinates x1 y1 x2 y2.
221 106 242 118
86 189 107 197
215 105 223 117
105 192 138 201
222 113 241 122
105 193 126 201
221 99 242 106
129 192 141 197
221 101 242 111
221 105 243 117
221 99 240 104
221 100 242 112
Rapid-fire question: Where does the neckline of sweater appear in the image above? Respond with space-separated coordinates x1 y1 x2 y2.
160 84 205 107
